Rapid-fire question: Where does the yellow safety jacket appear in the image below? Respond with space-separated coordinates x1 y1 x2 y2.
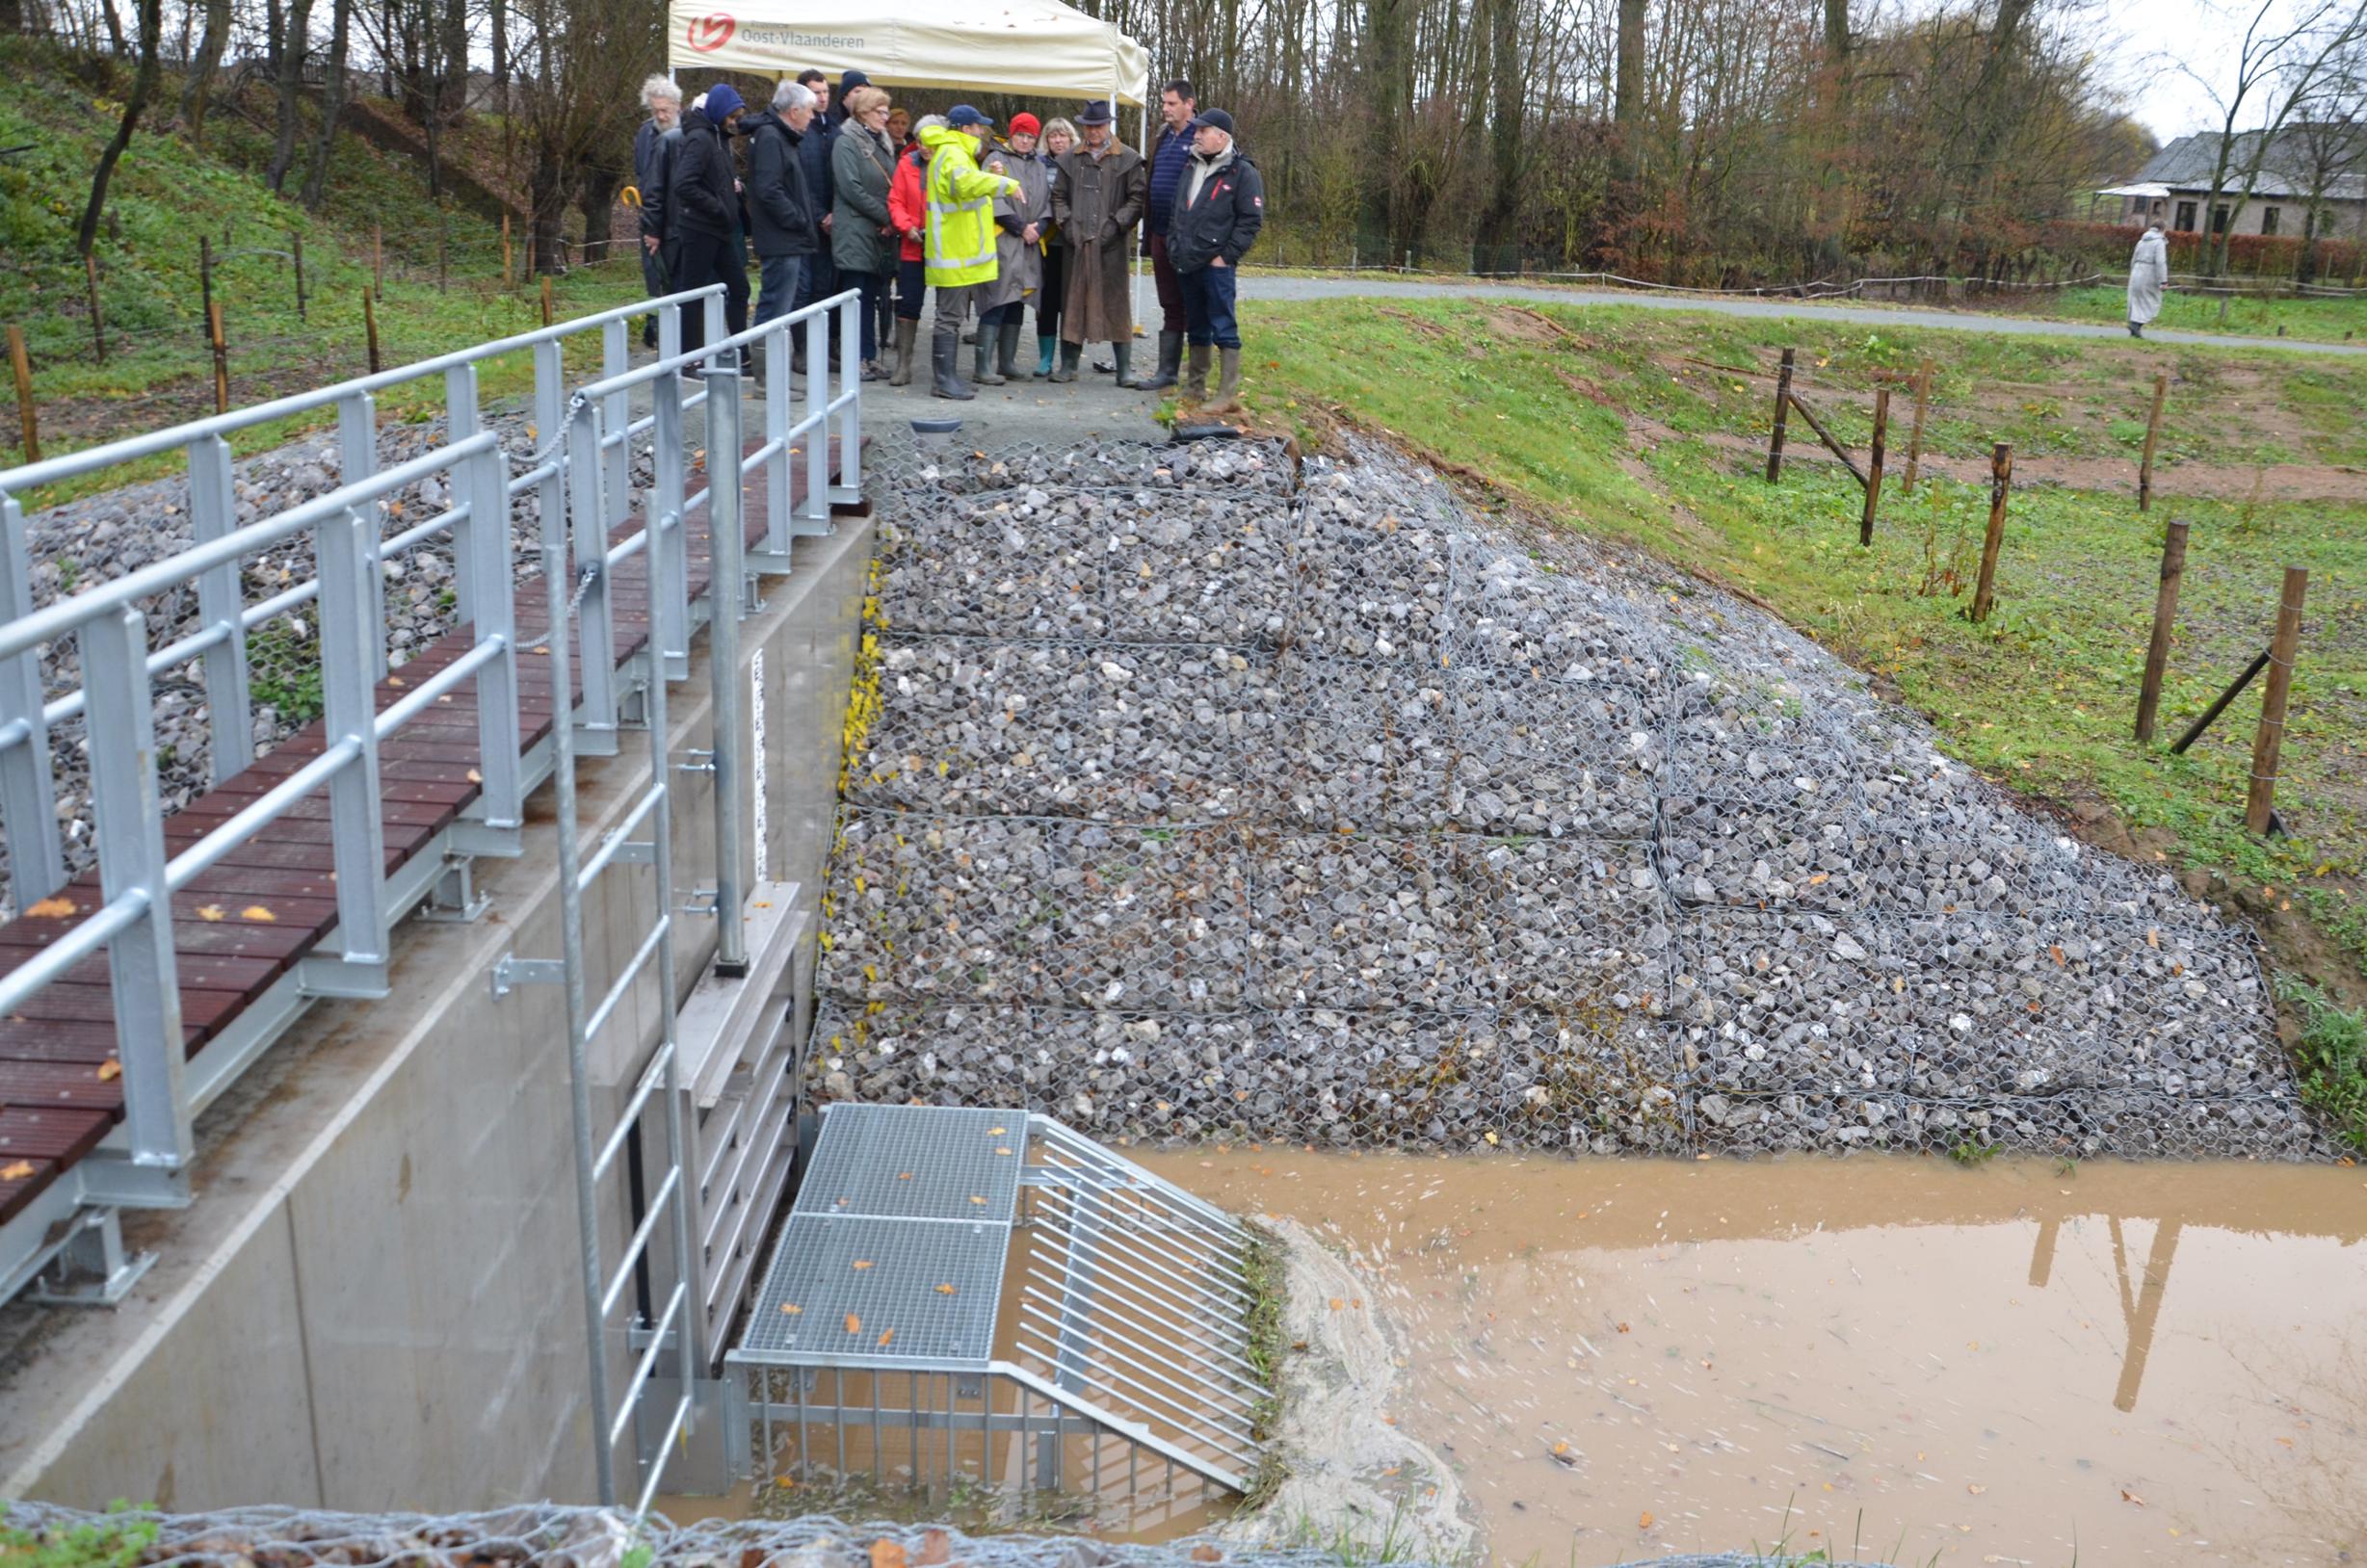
921 124 1018 288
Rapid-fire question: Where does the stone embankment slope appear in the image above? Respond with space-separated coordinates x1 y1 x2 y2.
813 438 2318 1159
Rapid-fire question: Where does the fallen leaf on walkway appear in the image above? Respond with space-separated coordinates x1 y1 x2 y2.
935 1284 956 1295
242 905 276 922
2122 1491 2145 1505
844 1314 860 1333
1639 1512 1654 1531
26 897 76 919
0 1162 34 1181
779 1303 802 1315
196 905 225 921
852 1259 875 1270
97 1059 120 1081
878 1328 895 1346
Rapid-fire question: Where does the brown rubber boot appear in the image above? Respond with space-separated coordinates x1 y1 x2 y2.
1203 347 1243 414
1179 344 1212 405
887 319 918 386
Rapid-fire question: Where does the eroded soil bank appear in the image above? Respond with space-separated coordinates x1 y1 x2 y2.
1141 1147 2367 1566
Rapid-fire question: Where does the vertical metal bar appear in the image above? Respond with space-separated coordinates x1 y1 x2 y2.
82 605 192 1172
0 491 66 902
602 320 632 532
184 436 253 784
468 445 522 829
763 321 791 556
651 369 688 670
544 403 618 1508
835 291 861 501
316 504 389 966
336 390 392 675
797 1365 808 1482
442 365 481 642
706 370 749 976
802 312 828 533
703 293 725 362
567 400 618 742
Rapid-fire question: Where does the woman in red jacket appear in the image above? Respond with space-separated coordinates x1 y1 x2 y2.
884 114 938 385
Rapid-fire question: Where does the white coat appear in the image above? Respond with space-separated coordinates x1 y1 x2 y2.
2127 228 2170 326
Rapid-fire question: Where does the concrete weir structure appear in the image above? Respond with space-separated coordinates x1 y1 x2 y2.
0 289 876 1510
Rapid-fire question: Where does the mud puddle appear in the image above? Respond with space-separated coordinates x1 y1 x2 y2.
1140 1149 2367 1565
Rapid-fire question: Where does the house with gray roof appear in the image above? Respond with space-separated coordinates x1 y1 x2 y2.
2107 127 2367 239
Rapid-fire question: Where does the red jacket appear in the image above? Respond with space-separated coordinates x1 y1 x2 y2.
888 144 928 263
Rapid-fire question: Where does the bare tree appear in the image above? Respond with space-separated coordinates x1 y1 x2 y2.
2182 0 2367 275
302 0 355 208
178 0 232 144
76 0 160 254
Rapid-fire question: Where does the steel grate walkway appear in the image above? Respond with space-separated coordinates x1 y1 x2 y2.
729 1103 1267 1498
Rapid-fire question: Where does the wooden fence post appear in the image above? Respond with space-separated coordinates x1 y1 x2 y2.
208 299 229 414
7 325 37 461
2138 371 2168 512
84 252 106 363
1859 384 1890 545
501 213 513 285
1765 347 1795 482
363 289 381 375
373 221 384 301
1901 357 1931 493
1970 442 2013 622
2245 566 2308 834
540 273 555 327
292 230 306 321
2135 518 2190 742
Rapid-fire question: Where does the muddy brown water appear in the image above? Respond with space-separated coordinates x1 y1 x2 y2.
1137 1149 2367 1567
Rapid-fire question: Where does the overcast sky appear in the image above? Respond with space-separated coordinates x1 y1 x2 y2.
2094 0 2311 144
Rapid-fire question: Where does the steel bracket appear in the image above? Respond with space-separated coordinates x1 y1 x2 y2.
298 955 391 1000
25 1210 155 1306
489 954 565 998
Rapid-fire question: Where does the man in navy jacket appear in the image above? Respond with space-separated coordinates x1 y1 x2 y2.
1167 109 1262 415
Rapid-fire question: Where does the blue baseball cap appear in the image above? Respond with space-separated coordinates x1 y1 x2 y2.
946 104 993 128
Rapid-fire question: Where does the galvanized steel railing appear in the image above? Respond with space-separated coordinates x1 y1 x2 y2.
0 276 865 1526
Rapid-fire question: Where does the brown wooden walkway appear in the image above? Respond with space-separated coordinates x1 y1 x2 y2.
0 437 854 1226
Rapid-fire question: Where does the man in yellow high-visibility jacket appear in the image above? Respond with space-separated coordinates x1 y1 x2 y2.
922 105 1022 400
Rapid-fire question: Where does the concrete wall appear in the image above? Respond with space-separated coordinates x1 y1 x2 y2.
2124 191 2367 240
0 518 874 1512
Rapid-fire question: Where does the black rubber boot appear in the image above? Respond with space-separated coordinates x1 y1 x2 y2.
932 336 975 400
998 322 1031 380
1050 342 1082 383
1112 342 1133 387
1129 330 1181 390
972 331 1007 386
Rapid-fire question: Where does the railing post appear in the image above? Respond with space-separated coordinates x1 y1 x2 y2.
531 342 569 739
801 310 828 534
0 492 66 903
316 502 389 970
565 396 619 743
466 443 523 831
336 390 391 674
705 368 749 977
762 319 792 559
703 293 726 364
652 364 690 674
833 291 861 505
184 436 254 784
601 319 631 533
81 604 191 1175
443 366 481 633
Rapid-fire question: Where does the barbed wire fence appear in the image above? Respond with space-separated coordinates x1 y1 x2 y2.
810 434 2328 1163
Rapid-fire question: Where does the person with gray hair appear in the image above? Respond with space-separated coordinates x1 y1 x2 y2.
745 78 824 346
633 74 685 348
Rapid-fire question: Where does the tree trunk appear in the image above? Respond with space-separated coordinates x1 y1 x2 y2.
78 0 161 255
99 0 125 53
1473 0 1522 269
266 0 315 192
1599 0 1645 262
576 162 620 266
490 0 507 95
301 0 353 208
178 0 231 145
529 143 569 275
438 0 467 118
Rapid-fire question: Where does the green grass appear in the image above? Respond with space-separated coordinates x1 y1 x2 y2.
1245 297 2367 988
2033 284 2367 345
2275 977 2367 1150
0 1504 160 1568
0 37 647 508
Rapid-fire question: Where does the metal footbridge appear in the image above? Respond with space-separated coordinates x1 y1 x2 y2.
729 1103 1269 1508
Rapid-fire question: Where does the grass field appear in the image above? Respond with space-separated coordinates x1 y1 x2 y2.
1241 297 2367 994
2033 283 2367 344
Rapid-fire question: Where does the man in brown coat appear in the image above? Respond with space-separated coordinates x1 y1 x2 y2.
1047 99 1146 384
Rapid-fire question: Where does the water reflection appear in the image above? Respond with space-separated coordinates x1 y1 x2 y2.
1142 1150 2367 1566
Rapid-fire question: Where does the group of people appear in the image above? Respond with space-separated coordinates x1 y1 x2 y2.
629 73 1262 410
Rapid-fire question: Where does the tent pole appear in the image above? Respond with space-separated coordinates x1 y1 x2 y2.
1131 64 1144 352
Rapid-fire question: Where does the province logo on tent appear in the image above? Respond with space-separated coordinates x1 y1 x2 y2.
686 12 736 51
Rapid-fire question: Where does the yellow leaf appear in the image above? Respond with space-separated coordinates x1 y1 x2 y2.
844 1313 861 1334
197 904 226 922
995 1146 1013 1156
242 905 276 923
968 1194 986 1206
1639 1511 1655 1530
97 1059 121 1082
871 1543 907 1568
26 896 76 919
779 1302 803 1315
1806 873 1828 885
852 1259 875 1270
1551 1440 1570 1455
897 1171 914 1181
466 769 482 784
1329 1297 1346 1311
935 1283 957 1295
0 1161 35 1181
877 1327 895 1347
1968 1482 1986 1495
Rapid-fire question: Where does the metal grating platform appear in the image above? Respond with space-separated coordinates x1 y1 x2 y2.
728 1104 1266 1500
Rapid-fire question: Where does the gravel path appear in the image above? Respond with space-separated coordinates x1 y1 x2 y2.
811 436 2322 1160
1237 274 2367 354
